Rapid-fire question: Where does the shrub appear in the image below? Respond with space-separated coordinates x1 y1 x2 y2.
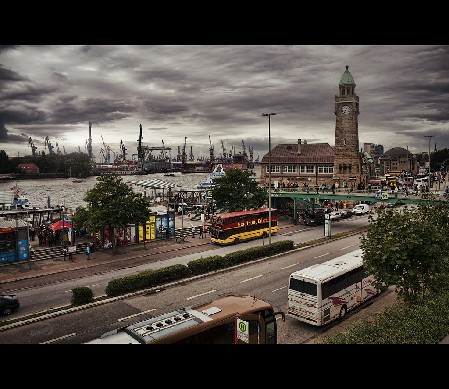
71 286 94 306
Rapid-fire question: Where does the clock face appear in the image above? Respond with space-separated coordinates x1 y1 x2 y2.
341 105 350 114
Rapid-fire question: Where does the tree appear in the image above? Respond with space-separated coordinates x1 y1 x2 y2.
0 150 11 173
74 175 152 254
210 168 267 212
360 203 449 304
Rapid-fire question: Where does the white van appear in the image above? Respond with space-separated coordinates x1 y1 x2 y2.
352 203 370 215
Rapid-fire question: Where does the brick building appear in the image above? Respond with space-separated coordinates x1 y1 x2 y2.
17 163 40 174
260 65 369 190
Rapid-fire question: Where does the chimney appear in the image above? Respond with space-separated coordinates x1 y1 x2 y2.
297 139 302 155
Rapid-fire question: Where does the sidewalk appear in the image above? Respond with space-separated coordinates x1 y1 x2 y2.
0 212 211 287
0 233 211 289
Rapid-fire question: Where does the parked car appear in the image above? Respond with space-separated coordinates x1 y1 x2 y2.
352 203 370 215
0 294 20 315
329 211 342 221
339 209 353 219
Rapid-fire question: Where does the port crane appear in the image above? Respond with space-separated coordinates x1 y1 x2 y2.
209 135 215 163
44 136 55 154
28 137 37 156
181 137 187 165
100 135 112 163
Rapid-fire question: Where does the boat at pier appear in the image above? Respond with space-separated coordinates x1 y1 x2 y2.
195 164 225 190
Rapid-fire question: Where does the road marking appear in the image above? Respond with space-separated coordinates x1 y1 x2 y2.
240 275 263 283
40 333 77 344
187 289 217 300
281 263 298 269
118 308 156 322
341 245 355 250
272 285 287 293
315 252 329 258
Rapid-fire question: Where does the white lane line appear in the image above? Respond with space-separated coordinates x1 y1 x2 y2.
341 245 355 250
240 275 263 283
118 309 156 322
315 252 329 258
186 289 217 301
40 333 77 344
281 263 298 269
272 285 287 293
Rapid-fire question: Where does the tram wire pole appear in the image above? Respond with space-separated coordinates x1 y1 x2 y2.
262 112 277 245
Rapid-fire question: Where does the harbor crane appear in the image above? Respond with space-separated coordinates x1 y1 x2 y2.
137 124 143 163
44 136 55 154
161 140 168 159
28 137 37 156
189 145 195 161
248 146 254 162
181 137 187 165
100 135 111 163
221 140 227 160
209 135 215 163
119 139 127 162
86 121 93 161
241 140 247 159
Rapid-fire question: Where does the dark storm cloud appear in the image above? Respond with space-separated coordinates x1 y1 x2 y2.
1 45 448 159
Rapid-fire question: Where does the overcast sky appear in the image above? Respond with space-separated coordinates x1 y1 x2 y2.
1 45 448 163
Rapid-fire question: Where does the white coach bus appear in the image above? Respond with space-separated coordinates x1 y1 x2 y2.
287 249 381 326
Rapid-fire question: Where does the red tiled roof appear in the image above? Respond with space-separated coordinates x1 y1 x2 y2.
260 143 334 164
17 163 39 169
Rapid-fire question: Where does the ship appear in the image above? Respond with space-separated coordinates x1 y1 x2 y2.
195 164 226 190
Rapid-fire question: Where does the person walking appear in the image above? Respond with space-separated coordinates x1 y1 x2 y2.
62 247 68 261
85 244 92 260
89 242 95 259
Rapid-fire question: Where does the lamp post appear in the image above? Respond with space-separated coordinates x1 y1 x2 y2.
262 112 277 245
424 135 434 190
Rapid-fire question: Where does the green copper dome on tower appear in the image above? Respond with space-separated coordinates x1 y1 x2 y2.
339 65 355 86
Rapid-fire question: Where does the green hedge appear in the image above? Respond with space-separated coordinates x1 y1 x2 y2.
105 240 295 297
105 264 190 297
71 286 94 306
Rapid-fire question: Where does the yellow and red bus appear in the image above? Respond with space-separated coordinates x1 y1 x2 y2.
86 294 285 344
209 208 278 245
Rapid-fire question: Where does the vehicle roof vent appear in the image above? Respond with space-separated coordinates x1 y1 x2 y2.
201 307 222 316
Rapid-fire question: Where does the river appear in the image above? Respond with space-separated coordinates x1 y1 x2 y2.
0 165 261 211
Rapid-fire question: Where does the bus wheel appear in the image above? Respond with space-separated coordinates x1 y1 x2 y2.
338 305 347 320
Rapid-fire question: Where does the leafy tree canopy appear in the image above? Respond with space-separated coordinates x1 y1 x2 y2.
210 168 267 212
360 203 449 304
73 175 152 253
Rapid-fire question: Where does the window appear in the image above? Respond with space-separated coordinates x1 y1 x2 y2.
289 278 317 296
266 165 281 173
283 165 297 173
318 166 334 174
300 165 315 174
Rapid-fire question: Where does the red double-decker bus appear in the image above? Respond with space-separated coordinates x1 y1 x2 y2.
208 208 278 245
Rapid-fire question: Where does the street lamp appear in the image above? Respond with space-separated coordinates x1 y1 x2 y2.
424 135 434 190
262 112 277 245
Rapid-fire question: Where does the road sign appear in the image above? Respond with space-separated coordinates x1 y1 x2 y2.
236 318 249 343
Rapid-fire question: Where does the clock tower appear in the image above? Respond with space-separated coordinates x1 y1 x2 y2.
334 65 363 190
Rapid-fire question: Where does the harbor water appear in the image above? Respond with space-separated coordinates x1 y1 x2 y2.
0 166 261 211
